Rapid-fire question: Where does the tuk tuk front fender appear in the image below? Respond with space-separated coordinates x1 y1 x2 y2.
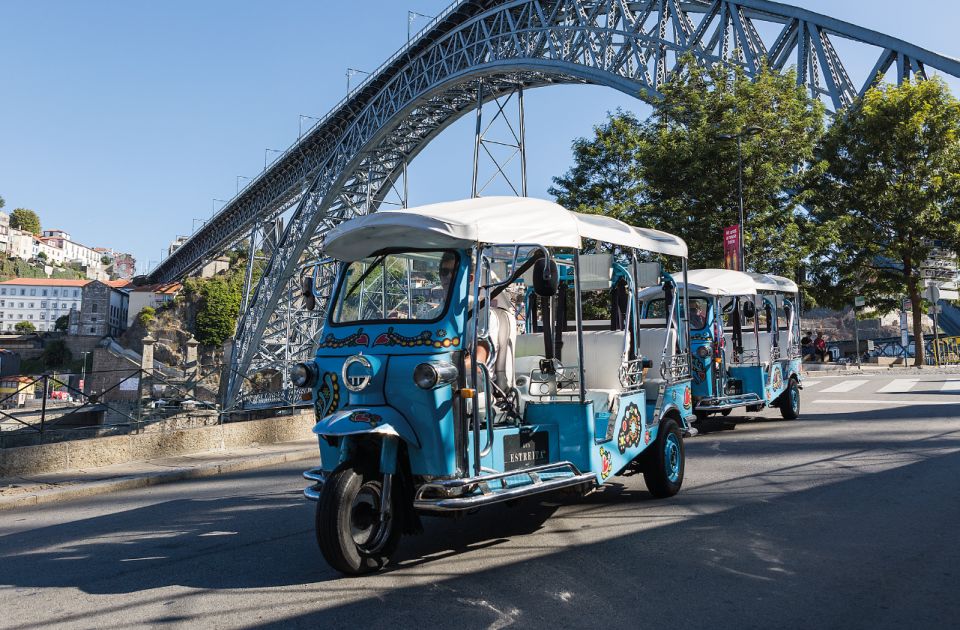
313 406 421 449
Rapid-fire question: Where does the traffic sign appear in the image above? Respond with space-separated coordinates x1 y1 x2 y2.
854 296 865 308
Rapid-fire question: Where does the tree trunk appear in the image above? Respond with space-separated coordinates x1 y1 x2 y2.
908 278 925 367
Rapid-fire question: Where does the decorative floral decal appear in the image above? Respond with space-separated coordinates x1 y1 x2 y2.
372 326 461 349
599 446 613 480
317 328 370 349
644 428 653 445
315 372 341 418
683 387 692 410
617 403 643 454
348 410 382 428
771 366 783 392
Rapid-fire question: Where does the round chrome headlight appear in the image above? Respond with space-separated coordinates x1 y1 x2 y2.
290 362 318 388
413 362 458 389
696 344 712 358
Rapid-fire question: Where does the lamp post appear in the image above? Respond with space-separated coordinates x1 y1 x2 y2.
716 126 763 271
299 114 321 138
236 175 252 194
346 68 370 94
264 148 283 171
408 11 435 41
80 351 89 394
212 198 228 217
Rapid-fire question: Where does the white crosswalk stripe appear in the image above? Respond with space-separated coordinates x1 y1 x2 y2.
801 379 822 388
877 379 918 394
941 380 960 393
819 379 868 393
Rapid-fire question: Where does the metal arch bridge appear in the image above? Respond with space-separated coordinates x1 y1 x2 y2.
146 0 960 408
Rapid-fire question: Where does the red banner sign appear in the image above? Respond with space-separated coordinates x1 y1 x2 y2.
723 225 742 271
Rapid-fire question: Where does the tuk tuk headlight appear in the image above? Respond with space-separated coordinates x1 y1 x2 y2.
413 362 458 389
696 344 712 359
290 362 318 388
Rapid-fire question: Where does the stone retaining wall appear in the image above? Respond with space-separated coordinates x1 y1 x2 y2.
0 411 315 477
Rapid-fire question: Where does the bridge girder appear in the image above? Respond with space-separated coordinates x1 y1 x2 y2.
143 0 960 407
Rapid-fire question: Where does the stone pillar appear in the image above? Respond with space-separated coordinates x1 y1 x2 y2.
141 334 155 376
185 336 199 398
218 337 234 409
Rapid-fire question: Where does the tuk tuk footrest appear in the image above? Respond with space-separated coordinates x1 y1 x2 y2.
696 394 763 412
414 461 596 512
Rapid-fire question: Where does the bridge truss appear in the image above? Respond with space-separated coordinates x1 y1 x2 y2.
146 0 960 408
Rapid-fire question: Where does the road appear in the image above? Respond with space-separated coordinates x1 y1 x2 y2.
2 372 959 629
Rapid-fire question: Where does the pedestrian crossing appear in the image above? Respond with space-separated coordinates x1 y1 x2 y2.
803 376 960 395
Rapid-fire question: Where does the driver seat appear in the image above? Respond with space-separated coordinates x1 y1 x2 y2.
492 304 517 390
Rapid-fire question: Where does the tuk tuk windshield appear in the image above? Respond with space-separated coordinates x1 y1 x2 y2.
332 250 457 323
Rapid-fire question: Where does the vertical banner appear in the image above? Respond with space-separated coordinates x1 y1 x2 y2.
723 225 742 271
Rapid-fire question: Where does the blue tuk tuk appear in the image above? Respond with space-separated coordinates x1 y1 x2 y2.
638 269 803 422
294 197 694 573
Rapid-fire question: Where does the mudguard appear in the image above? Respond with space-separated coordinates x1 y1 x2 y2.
313 406 420 448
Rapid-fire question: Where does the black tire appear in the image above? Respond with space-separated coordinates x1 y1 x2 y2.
778 377 800 420
721 409 732 417
694 410 710 423
643 418 685 498
316 461 400 575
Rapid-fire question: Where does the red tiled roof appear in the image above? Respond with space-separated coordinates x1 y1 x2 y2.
0 278 90 287
130 282 181 294
104 279 133 289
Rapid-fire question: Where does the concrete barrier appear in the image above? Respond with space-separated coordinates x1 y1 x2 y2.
0 411 316 478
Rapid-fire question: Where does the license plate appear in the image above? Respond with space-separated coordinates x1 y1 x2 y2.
503 431 549 471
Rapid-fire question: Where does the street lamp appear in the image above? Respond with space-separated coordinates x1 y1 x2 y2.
212 198 228 217
299 114 321 138
264 148 283 171
80 351 89 394
716 125 763 271
408 10 435 41
346 68 371 94
236 175 252 194
192 218 206 232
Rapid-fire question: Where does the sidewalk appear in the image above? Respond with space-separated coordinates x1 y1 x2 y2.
0 438 317 512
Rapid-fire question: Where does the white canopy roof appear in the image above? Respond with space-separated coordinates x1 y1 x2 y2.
637 268 758 299
571 213 688 257
322 196 687 260
747 272 799 294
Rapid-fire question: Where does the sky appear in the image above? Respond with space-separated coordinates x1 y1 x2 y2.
0 1 957 275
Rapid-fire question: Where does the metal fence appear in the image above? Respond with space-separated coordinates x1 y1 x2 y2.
0 367 217 449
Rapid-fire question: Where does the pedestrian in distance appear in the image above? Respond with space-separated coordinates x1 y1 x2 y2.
815 332 828 362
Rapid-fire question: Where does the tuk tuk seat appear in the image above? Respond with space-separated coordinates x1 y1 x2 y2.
635 328 676 401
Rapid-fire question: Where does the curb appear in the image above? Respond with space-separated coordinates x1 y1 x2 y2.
0 448 317 512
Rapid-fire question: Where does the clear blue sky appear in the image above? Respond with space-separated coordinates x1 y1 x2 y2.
1 1 957 275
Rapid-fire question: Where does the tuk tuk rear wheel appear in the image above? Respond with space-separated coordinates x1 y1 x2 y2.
643 418 684 498
779 377 800 420
316 462 400 575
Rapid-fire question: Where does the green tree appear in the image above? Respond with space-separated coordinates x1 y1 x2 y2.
808 78 960 366
194 275 243 346
36 251 48 262
551 58 824 275
41 339 72 369
0 195 5 210
10 208 41 235
14 321 36 333
54 315 69 332
137 306 156 327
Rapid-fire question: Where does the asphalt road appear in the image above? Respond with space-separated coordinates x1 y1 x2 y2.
2 372 959 629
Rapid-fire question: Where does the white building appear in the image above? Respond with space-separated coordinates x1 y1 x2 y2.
127 282 181 327
0 279 87 332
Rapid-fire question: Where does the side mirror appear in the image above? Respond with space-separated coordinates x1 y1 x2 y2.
742 300 756 319
532 258 559 297
302 275 316 311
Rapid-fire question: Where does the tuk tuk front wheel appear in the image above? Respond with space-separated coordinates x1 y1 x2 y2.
316 462 400 575
643 418 685 498
779 377 800 420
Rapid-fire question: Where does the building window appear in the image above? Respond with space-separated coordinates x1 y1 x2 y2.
92 303 97 313
30 289 36 296
73 290 79 297
62 303 67 309
18 303 23 308
42 290 47 296
19 289 25 296
72 302 78 309
27 315 32 320
0 289 5 295
40 313 45 319
89 326 96 333
53 290 58 296
40 301 45 308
